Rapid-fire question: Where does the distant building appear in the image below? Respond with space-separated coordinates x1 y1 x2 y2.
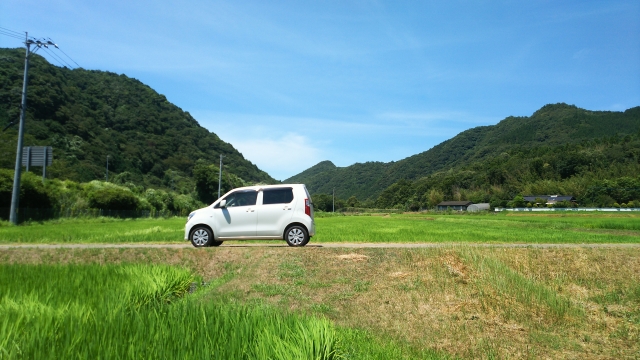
523 195 575 205
437 201 473 211
467 203 490 212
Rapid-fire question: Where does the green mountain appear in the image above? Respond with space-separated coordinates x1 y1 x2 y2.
288 104 640 200
0 47 275 193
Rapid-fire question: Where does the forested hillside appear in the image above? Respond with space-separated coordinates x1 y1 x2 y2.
289 104 640 202
0 47 275 195
374 132 640 210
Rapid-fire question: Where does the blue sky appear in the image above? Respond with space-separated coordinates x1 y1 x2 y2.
2 1 639 180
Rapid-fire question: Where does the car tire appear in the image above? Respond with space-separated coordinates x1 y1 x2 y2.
209 240 223 247
190 226 214 248
285 225 309 247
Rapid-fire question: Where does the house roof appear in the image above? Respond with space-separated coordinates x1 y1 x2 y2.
523 195 575 202
437 201 473 206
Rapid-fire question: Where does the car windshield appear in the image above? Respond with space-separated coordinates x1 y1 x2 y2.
219 190 257 207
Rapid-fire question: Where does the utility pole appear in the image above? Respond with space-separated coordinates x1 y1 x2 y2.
105 155 109 181
332 188 335 213
217 154 225 199
9 33 31 224
9 33 58 224
9 32 58 225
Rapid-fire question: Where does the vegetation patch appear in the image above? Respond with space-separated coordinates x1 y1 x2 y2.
0 263 348 359
2 246 639 358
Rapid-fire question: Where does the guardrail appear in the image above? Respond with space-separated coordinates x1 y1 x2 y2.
495 207 640 212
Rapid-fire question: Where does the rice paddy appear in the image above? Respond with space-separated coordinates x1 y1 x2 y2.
1 211 639 244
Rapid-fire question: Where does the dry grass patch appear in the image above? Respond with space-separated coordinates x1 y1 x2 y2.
336 253 370 261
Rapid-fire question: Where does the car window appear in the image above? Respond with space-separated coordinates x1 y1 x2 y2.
217 190 258 208
262 188 294 205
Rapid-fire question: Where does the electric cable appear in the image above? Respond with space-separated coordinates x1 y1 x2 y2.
0 26 23 35
42 46 73 68
0 30 23 40
57 47 80 68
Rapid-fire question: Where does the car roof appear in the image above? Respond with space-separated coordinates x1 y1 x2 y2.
232 184 305 191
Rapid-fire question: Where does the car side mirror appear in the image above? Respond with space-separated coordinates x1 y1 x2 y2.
219 199 227 208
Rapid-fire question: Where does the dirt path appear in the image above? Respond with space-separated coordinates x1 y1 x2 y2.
1 242 639 249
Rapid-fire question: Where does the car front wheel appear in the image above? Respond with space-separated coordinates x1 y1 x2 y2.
285 225 309 247
190 226 214 247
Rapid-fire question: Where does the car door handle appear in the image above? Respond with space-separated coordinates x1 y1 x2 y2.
246 208 255 212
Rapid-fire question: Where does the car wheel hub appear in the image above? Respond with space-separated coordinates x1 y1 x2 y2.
288 228 304 245
193 229 208 246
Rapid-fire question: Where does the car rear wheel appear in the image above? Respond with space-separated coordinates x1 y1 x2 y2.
190 226 214 248
285 225 309 247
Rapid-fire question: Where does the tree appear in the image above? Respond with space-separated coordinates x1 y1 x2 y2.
312 194 333 212
193 161 244 204
426 189 444 209
346 195 359 208
511 195 526 208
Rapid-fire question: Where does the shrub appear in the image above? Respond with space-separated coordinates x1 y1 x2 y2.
553 200 573 208
512 195 526 208
0 170 52 209
145 189 170 211
87 186 139 210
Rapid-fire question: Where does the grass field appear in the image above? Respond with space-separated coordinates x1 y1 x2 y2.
1 246 638 359
0 262 438 359
1 211 638 357
1 212 639 244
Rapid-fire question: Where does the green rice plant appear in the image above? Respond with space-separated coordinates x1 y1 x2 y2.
312 214 640 243
0 217 185 243
0 263 352 359
1 212 640 244
585 219 640 231
253 317 342 360
120 264 195 309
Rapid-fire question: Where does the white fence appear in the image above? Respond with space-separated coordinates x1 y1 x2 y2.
496 207 640 212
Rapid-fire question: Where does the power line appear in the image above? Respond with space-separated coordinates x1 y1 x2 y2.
0 30 24 40
52 41 80 68
0 27 81 69
42 46 73 68
0 26 23 36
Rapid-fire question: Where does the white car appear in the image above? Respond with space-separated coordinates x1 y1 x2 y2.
185 184 315 247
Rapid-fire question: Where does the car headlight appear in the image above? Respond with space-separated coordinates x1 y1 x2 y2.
187 212 196 222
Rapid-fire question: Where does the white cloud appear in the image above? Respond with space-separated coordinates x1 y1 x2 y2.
226 133 324 181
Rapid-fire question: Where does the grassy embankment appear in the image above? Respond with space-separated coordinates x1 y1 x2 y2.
1 246 638 359
0 263 438 359
1 212 639 244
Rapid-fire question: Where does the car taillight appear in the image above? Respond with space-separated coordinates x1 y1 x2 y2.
305 198 311 216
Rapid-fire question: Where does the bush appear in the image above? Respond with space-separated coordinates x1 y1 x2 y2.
553 200 574 208
87 186 139 210
145 189 170 211
511 195 526 208
0 170 52 209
